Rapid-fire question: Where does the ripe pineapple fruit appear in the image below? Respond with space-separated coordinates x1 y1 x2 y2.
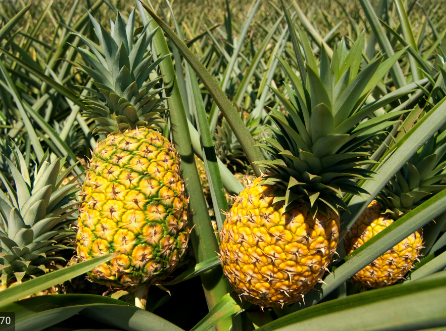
345 132 446 287
73 12 189 288
0 148 78 287
219 34 408 307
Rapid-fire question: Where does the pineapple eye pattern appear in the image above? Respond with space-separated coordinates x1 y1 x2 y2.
77 128 189 287
220 178 339 308
345 201 423 288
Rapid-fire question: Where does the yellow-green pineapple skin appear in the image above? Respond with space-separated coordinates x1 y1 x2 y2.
77 128 189 287
345 201 423 288
220 178 339 307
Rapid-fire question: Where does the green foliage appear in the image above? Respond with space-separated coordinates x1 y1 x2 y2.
0 148 78 285
1 0 446 330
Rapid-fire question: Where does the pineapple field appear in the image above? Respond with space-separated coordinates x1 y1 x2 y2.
1 0 446 329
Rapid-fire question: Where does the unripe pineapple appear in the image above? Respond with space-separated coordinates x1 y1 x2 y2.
220 33 406 307
73 12 189 288
345 132 446 287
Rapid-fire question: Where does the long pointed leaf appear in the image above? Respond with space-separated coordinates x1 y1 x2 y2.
259 272 446 331
292 187 446 311
341 96 446 234
0 2 34 43
0 59 44 161
138 0 265 176
0 254 114 307
191 293 243 331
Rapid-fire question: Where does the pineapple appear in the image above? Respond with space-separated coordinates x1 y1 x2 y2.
73 12 189 288
219 35 406 307
345 132 446 287
0 148 78 287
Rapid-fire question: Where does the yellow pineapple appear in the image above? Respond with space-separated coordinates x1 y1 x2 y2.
345 132 446 287
73 12 189 290
345 201 422 288
219 35 405 307
220 177 339 307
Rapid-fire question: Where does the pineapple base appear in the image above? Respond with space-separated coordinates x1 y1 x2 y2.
219 178 339 308
76 128 189 288
345 201 423 288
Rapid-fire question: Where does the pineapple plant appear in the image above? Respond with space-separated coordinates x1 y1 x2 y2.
196 114 263 210
345 131 446 287
2 0 446 329
61 256 108 295
219 33 409 307
0 148 78 291
195 155 256 208
195 155 211 204
213 116 264 175
72 11 190 299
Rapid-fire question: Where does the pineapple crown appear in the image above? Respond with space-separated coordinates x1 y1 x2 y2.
0 147 79 285
256 29 409 217
72 11 167 134
377 129 446 219
53 120 86 155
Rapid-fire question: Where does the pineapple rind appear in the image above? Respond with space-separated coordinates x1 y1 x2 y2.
220 178 339 307
345 201 423 288
77 127 189 287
